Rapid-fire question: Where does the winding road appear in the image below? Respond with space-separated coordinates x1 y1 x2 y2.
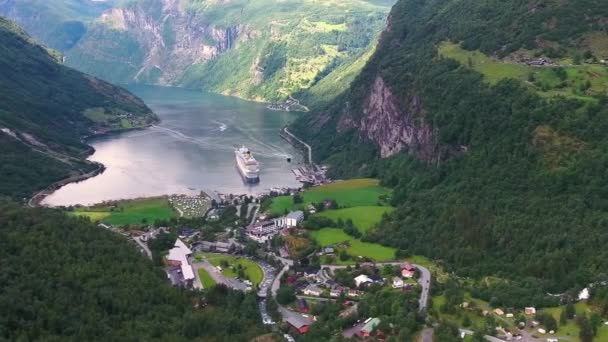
282 127 312 165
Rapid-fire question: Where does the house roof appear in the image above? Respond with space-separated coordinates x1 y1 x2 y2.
167 239 195 280
354 274 372 285
285 313 313 329
400 262 415 271
287 211 304 219
304 285 321 293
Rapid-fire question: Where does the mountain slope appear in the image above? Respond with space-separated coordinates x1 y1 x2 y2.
59 0 390 106
0 201 264 341
0 0 119 50
294 0 608 303
0 16 156 200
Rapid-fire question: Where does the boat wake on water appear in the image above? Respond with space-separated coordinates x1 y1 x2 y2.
151 125 293 160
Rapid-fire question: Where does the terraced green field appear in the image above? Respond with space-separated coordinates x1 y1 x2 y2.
311 228 396 262
315 206 394 232
70 197 176 226
438 41 608 100
269 178 391 215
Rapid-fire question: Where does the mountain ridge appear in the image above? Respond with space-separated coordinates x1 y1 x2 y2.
292 0 608 302
0 15 156 200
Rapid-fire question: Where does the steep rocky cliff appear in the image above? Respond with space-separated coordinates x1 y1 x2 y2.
54 0 391 105
294 0 608 298
70 1 258 85
338 76 440 160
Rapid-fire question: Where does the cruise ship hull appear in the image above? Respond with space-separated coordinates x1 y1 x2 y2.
236 165 260 183
235 146 260 183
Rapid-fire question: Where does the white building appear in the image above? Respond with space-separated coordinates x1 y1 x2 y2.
355 274 372 287
246 220 279 243
392 277 404 289
166 239 195 285
275 211 305 228
303 285 322 296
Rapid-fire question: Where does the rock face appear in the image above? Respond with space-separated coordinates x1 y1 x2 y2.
337 76 440 162
70 0 256 85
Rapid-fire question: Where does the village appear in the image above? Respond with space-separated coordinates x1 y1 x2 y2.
84 179 608 342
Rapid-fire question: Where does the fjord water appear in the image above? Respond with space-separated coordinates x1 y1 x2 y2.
43 86 302 206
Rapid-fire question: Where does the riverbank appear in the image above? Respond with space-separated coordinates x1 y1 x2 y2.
28 161 106 207
29 123 156 208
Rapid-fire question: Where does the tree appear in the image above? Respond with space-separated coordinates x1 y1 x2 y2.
560 309 568 325
339 249 349 261
462 315 472 327
293 194 303 204
565 302 576 319
578 313 594 342
276 285 296 305
434 322 460 342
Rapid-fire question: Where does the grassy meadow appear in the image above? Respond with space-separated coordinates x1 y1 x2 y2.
198 268 216 289
70 197 176 226
195 253 263 286
315 206 394 232
269 178 391 215
311 228 396 262
438 41 608 100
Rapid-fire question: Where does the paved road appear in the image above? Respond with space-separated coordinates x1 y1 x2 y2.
249 204 259 226
257 259 276 297
272 264 290 297
283 127 312 165
133 236 152 260
322 262 431 312
420 328 434 342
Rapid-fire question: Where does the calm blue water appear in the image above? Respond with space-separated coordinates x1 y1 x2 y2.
43 86 303 206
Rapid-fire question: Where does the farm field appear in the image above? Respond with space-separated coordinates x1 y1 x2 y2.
198 268 216 288
315 206 394 232
69 197 176 226
195 253 263 286
269 178 391 215
311 228 396 262
438 41 608 100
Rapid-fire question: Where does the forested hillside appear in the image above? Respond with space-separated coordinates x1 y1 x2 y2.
293 0 608 303
0 16 156 200
0 0 117 50
0 0 391 107
0 201 264 341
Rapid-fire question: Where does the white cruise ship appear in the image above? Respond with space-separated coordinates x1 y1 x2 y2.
235 146 260 183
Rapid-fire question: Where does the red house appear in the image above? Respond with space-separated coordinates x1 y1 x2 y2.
400 262 416 278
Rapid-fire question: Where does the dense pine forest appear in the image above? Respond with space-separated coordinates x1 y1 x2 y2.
293 0 608 305
0 201 265 341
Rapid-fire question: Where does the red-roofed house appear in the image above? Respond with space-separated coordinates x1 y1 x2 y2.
400 262 416 278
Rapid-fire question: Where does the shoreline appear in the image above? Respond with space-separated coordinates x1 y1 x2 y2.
29 89 309 208
28 122 157 208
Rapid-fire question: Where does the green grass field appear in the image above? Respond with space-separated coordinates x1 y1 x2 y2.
269 178 391 215
71 197 176 226
315 206 394 232
69 211 111 221
311 228 396 261
196 253 263 286
438 41 608 100
540 302 608 341
198 268 216 288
